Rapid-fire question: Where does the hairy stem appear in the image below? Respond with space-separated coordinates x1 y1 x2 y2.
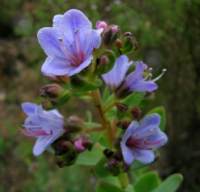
84 127 104 133
91 89 114 146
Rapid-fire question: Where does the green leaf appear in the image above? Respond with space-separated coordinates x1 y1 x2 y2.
56 91 70 106
75 144 103 166
95 158 110 178
96 182 123 192
148 106 166 130
152 174 183 192
122 92 145 107
90 131 104 143
134 171 161 192
101 176 121 188
71 76 102 93
125 185 135 192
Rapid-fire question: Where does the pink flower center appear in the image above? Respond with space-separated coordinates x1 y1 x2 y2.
59 32 85 67
126 137 141 148
22 128 52 137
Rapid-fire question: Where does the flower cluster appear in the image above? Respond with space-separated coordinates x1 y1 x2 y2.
21 9 167 172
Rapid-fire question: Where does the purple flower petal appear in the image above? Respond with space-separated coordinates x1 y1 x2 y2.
37 27 65 58
141 131 168 149
121 144 135 165
33 135 56 156
66 55 93 76
102 55 132 89
78 29 101 55
125 61 146 86
133 114 161 139
140 113 160 128
61 9 92 42
132 149 155 164
41 56 70 76
22 102 38 115
120 121 139 165
53 14 63 28
129 80 158 92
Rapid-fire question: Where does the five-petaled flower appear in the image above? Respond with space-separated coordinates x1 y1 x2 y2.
21 102 65 156
102 55 158 93
37 9 101 77
120 113 168 165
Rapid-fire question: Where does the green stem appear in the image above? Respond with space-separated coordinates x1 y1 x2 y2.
91 89 114 146
118 172 130 189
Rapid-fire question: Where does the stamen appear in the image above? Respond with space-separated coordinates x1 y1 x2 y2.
152 68 167 82
144 73 152 80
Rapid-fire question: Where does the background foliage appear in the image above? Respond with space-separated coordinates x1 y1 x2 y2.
0 0 199 191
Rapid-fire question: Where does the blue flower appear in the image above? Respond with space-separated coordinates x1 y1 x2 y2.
102 55 158 93
120 114 168 165
21 102 65 156
37 9 101 77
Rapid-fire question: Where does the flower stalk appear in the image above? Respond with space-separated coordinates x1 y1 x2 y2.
90 89 114 146
118 172 130 189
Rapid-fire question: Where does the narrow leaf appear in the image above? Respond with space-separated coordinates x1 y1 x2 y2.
152 174 183 192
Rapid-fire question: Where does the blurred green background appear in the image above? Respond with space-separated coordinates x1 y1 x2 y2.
0 0 200 191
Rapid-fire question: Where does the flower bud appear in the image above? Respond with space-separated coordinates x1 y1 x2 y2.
123 32 139 51
131 107 142 120
124 32 133 37
115 39 123 49
96 20 108 31
74 136 93 152
103 148 114 158
99 55 109 65
113 151 123 161
56 149 77 167
116 103 128 112
53 140 73 156
65 115 84 132
106 158 121 176
40 83 63 98
110 25 119 33
103 25 119 45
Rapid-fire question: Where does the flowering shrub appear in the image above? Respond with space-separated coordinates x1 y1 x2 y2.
21 9 182 192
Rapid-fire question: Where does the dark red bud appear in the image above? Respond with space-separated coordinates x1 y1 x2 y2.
124 32 133 37
65 116 83 132
106 158 121 176
103 25 119 45
113 151 123 161
115 39 123 49
131 107 142 120
40 83 63 98
53 140 73 156
103 149 114 158
99 55 109 65
116 103 128 112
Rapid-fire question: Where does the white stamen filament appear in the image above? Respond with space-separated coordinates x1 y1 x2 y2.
153 68 167 82
144 73 153 80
